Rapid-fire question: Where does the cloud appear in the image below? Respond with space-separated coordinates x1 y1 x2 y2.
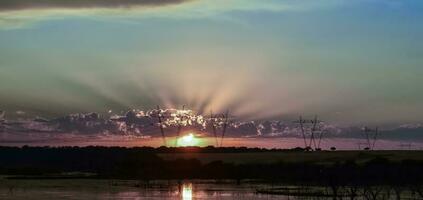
0 0 191 11
1 109 423 145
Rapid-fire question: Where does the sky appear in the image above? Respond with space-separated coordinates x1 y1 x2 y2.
1 0 423 147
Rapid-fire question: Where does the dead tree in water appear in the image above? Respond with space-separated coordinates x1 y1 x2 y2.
347 186 359 200
391 186 404 200
411 185 423 199
362 186 387 200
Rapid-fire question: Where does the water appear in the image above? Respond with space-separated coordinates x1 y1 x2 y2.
0 179 290 200
1 179 417 199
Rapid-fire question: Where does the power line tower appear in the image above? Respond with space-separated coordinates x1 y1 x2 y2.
151 105 194 147
174 105 186 147
362 126 379 150
293 115 324 151
220 110 230 147
209 110 219 147
152 105 167 146
208 110 230 147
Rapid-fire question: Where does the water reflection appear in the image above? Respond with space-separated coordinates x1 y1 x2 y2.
3 179 417 200
182 183 192 200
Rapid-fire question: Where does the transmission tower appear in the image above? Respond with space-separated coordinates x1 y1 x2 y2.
362 126 379 150
174 105 186 147
220 110 230 147
154 105 167 146
209 110 219 147
293 115 324 150
208 110 230 147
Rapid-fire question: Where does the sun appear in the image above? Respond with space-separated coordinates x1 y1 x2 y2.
182 134 194 143
177 133 199 147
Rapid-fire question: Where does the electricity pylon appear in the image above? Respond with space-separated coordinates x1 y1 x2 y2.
208 110 230 147
174 105 186 147
293 115 324 150
362 126 379 150
154 105 167 146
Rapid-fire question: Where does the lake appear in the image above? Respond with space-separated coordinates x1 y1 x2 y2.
0 179 417 199
0 179 294 200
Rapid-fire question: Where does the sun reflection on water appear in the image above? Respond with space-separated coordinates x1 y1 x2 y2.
182 183 193 200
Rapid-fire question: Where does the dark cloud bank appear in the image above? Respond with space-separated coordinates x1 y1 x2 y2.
1 109 423 143
0 0 191 11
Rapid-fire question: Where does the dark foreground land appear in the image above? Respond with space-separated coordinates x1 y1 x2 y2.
1 146 423 186
2 146 423 199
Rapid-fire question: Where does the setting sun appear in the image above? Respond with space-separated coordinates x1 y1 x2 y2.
177 133 199 147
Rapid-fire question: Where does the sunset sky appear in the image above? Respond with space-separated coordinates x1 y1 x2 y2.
1 0 423 147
